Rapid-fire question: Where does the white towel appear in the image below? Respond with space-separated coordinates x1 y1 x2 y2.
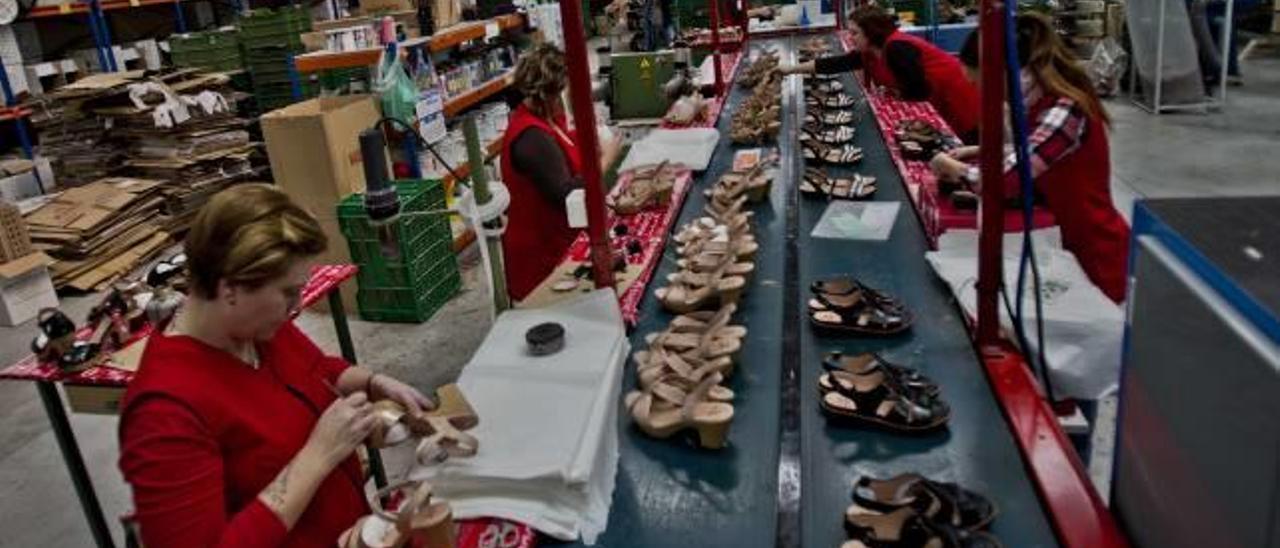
413 290 626 544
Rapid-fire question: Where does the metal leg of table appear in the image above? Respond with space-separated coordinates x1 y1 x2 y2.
36 381 116 548
325 290 388 490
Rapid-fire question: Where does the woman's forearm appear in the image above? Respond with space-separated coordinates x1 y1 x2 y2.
256 446 333 529
336 366 376 397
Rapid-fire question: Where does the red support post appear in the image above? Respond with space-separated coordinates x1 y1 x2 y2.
710 0 725 96
975 0 1005 347
835 0 845 29
557 0 616 290
740 0 750 49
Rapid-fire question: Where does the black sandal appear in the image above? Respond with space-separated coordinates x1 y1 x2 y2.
809 291 912 335
802 141 864 166
804 110 855 127
852 474 999 532
843 506 1002 547
806 92 858 109
820 352 939 398
800 168 875 200
809 277 903 312
819 368 949 432
808 80 844 94
800 125 856 145
31 308 77 361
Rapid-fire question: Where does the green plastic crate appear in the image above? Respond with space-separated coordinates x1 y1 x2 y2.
337 180 459 323
238 6 312 34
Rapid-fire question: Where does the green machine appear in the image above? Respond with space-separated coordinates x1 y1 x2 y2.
610 51 676 120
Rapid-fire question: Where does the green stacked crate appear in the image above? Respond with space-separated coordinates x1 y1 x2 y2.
337 180 461 323
171 29 244 72
237 7 317 112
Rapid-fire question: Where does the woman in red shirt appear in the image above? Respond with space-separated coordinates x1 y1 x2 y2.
500 44 623 301
779 6 982 144
118 184 434 547
930 14 1131 302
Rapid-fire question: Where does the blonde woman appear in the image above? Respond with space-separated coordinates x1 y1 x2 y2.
119 184 433 547
500 43 623 301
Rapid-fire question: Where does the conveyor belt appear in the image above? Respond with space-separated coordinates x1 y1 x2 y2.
573 40 788 547
566 34 1058 547
792 35 1057 547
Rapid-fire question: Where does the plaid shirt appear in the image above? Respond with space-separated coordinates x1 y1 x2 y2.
965 92 1090 194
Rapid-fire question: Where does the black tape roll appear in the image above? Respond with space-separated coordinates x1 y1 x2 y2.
526 322 566 356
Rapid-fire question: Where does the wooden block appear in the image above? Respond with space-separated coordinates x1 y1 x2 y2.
65 385 125 415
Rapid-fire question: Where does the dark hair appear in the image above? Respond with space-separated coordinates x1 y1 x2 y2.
958 13 1108 124
851 6 898 47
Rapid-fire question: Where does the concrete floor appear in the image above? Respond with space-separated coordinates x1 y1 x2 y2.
0 57 1277 547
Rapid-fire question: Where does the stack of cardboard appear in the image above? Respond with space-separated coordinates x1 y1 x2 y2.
25 91 119 188
81 70 261 233
23 178 171 291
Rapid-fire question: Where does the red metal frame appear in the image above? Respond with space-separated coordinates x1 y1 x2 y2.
709 0 725 95
557 0 616 289
975 0 1005 347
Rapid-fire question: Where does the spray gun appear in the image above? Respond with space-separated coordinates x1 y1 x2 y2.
359 128 404 261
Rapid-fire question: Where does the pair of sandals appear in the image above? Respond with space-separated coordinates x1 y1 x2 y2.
818 354 950 433
656 225 753 313
368 384 480 465
633 303 744 399
801 167 877 201
338 481 454 548
800 124 856 145
32 283 148 372
706 161 774 204
808 276 912 335
843 474 1001 547
804 109 856 128
803 140 864 166
806 91 859 110
609 162 677 215
895 119 949 162
806 79 845 95
738 50 780 88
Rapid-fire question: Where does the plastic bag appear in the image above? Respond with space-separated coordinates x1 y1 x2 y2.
374 47 419 125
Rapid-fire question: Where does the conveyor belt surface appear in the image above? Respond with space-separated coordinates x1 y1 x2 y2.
791 35 1057 548
565 34 1058 548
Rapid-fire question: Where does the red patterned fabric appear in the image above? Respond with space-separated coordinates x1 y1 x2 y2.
557 169 694 325
0 265 357 386
456 518 538 548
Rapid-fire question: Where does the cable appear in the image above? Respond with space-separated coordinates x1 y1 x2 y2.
1001 5 1057 402
374 116 470 189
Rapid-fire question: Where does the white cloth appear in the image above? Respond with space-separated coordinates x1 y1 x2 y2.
412 290 626 544
618 128 721 172
924 228 1124 400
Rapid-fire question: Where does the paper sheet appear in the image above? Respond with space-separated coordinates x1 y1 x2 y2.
811 201 901 241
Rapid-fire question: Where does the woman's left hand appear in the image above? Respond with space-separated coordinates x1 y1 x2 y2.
372 374 436 417
930 152 970 182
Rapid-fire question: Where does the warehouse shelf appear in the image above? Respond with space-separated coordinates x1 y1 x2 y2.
25 0 175 19
294 14 524 73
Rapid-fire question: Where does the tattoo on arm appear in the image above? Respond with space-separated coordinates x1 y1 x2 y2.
263 463 291 509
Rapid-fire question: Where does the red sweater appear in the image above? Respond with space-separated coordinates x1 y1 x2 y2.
118 323 368 548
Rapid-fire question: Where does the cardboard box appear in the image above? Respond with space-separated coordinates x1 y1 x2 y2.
0 252 57 327
262 96 380 311
0 201 32 262
65 385 126 415
356 0 414 14
0 157 55 201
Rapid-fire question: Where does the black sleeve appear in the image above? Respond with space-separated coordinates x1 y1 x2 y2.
884 41 931 101
814 51 864 74
510 127 583 205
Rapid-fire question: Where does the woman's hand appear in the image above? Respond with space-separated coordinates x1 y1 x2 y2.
371 374 436 418
930 151 971 182
302 392 376 469
600 134 624 171
948 145 980 161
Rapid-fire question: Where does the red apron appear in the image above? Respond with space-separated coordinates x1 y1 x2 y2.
863 31 981 137
500 104 583 301
1027 95 1130 303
